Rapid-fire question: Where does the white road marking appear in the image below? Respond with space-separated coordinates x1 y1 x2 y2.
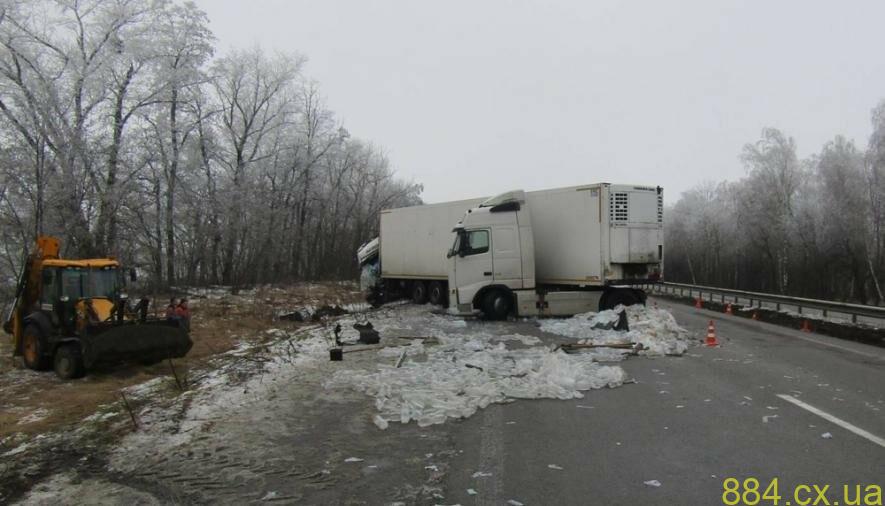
777 394 885 448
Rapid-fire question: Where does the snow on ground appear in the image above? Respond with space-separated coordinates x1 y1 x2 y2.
102 302 688 469
540 305 692 357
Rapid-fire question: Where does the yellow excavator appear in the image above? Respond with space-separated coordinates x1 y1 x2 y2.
3 236 192 379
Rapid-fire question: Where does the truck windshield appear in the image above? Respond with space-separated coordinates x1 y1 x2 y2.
61 268 119 300
449 234 460 257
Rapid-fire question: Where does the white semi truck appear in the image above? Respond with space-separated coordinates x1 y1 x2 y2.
357 183 663 317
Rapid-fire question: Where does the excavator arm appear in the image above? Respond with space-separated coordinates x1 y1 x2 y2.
4 236 60 354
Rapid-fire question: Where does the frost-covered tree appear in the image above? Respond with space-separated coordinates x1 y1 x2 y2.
0 0 422 296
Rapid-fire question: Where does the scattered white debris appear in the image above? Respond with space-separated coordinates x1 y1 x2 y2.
821 432 833 439
472 471 493 478
548 464 564 470
328 336 625 428
644 480 662 487
506 421 517 424
344 457 364 463
467 488 478 495
762 415 779 423
766 406 778 410
507 500 525 506
260 491 278 501
373 415 389 430
425 465 439 472
576 405 594 409
540 305 691 357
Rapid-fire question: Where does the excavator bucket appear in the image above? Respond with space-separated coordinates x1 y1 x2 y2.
79 321 192 368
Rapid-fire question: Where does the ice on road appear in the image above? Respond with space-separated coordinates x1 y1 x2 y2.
326 303 691 429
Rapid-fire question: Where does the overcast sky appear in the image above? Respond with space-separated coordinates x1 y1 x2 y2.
194 0 885 204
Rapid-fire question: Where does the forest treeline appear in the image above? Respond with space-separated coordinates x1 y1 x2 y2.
0 0 421 290
665 102 885 304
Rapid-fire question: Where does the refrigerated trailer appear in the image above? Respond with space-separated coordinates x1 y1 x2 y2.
357 183 663 317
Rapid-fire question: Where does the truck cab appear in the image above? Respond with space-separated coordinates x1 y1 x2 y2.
448 184 663 319
447 191 535 317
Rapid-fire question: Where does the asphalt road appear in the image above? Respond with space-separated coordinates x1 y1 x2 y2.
10 299 884 505
444 297 885 505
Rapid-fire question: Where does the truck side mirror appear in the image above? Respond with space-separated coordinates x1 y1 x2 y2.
129 268 137 282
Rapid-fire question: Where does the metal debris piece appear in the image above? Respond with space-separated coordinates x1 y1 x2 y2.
353 321 380 344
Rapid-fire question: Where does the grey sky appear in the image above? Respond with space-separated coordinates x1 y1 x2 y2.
195 0 885 203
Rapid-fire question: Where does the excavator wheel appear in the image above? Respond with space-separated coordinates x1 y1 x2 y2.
22 324 50 371
54 343 85 380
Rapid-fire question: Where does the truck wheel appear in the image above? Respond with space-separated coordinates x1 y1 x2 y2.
22 324 50 371
53 343 85 380
411 281 428 304
428 282 446 306
482 290 511 320
600 289 639 311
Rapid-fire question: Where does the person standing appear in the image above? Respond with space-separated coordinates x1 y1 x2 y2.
175 298 191 332
165 298 178 320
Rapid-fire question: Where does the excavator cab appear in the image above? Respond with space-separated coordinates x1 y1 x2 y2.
4 236 192 379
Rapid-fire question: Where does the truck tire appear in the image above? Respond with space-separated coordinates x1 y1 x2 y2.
22 324 50 371
53 343 85 380
599 288 639 311
411 281 428 304
428 281 446 306
482 290 511 320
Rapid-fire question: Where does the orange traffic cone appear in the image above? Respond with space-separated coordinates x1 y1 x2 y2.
751 311 759 320
801 320 812 333
695 297 703 309
705 320 719 346
725 303 733 315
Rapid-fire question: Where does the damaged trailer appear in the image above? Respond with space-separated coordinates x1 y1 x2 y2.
358 183 664 318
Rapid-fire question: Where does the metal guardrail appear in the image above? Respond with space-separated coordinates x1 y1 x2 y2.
645 281 885 325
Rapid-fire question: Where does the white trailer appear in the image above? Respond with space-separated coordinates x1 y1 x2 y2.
358 182 663 316
357 197 484 305
447 183 663 318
